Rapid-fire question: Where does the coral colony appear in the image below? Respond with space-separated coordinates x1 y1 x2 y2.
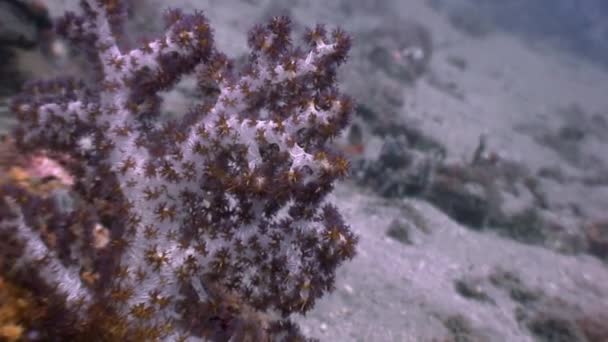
0 0 357 340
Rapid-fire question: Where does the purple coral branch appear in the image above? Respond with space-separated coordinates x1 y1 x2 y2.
1 0 357 339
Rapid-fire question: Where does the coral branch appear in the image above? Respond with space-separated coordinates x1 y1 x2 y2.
1 0 356 340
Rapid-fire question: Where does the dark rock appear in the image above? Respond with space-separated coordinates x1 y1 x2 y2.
0 0 52 97
488 268 541 306
585 220 608 260
359 20 433 83
0 0 51 48
537 166 566 183
454 278 495 304
446 55 468 71
386 219 413 244
514 295 608 342
527 315 585 342
559 126 586 142
354 144 436 199
425 175 489 228
378 135 411 169
491 208 547 245
441 314 490 342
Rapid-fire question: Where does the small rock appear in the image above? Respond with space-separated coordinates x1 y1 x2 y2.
386 219 413 245
362 21 433 83
343 284 355 295
340 307 351 315
446 55 468 71
454 278 495 304
585 220 608 260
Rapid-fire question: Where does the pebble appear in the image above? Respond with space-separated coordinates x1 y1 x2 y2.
340 307 352 315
